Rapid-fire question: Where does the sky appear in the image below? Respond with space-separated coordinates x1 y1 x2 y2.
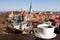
0 0 60 11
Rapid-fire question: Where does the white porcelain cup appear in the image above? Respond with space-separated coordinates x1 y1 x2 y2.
42 27 55 37
37 24 55 37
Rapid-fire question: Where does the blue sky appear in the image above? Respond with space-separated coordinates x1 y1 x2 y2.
0 0 60 11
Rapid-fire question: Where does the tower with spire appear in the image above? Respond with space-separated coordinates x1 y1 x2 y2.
29 3 32 14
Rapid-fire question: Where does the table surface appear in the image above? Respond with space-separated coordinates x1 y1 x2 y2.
0 34 32 40
0 33 60 40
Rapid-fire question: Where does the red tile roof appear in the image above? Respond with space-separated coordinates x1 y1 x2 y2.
52 19 60 23
22 11 28 16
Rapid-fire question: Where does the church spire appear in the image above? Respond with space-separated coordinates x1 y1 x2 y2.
29 2 32 14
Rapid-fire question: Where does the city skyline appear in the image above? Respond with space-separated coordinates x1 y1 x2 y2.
0 0 60 11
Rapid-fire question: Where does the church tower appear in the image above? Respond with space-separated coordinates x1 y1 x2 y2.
29 3 32 14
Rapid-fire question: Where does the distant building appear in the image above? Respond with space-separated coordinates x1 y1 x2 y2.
29 3 33 14
51 19 60 26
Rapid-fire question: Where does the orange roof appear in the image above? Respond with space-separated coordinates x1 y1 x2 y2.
22 11 28 16
30 17 41 22
39 16 42 20
36 16 42 21
52 19 60 23
51 16 56 19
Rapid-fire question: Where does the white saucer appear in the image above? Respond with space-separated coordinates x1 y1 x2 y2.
35 33 57 39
